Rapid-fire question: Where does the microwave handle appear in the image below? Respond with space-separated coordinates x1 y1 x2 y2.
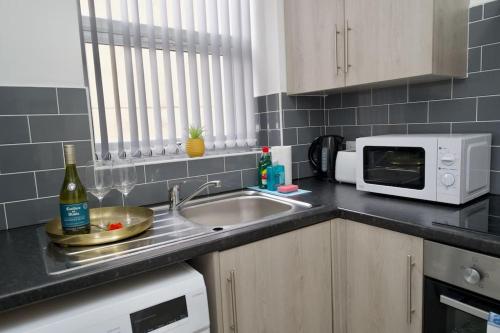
440 295 489 320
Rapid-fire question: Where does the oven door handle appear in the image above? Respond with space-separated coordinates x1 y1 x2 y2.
440 295 489 320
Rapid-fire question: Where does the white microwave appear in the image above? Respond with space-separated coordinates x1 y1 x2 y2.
356 134 492 204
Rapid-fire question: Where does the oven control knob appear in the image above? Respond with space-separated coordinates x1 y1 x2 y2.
464 267 481 285
441 154 455 166
440 173 455 187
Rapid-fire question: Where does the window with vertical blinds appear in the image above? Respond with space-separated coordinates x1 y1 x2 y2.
79 0 257 159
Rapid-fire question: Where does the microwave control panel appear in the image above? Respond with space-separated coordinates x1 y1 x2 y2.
436 138 462 203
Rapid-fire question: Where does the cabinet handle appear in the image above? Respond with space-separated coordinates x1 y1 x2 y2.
406 255 416 324
227 270 239 332
344 20 352 73
334 24 341 74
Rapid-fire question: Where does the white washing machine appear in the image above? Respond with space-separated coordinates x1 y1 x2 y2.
0 263 209 333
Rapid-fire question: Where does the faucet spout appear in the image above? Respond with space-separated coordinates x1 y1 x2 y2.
169 180 222 210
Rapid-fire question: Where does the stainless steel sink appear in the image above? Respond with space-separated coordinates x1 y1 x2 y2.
178 190 312 228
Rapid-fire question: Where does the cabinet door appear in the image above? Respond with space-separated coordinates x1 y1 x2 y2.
284 0 345 94
219 222 332 333
332 218 423 333
344 0 434 86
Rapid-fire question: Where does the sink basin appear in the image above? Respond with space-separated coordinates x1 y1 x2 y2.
179 190 312 227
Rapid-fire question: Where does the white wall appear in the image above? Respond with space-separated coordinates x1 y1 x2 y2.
0 0 84 87
250 0 287 97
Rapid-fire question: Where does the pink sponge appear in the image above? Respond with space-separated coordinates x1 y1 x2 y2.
277 184 299 193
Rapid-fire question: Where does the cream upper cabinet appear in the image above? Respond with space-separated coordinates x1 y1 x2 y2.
284 0 468 94
332 218 423 333
191 221 333 333
284 0 345 94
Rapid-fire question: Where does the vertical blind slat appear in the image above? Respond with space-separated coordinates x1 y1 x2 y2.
220 0 236 148
172 0 190 144
207 0 225 149
197 0 214 149
130 0 151 156
229 0 247 147
145 0 164 155
120 0 141 157
241 0 257 146
159 0 178 153
185 0 201 129
88 0 110 159
105 0 125 157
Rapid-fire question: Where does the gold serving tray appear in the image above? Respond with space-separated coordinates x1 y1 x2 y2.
46 206 154 246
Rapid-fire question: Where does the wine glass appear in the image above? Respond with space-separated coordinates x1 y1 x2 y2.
84 160 113 225
112 159 137 222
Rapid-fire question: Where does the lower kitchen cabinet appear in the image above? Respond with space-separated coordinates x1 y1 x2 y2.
331 218 423 333
191 221 332 333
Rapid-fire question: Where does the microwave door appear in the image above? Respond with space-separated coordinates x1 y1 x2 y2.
363 147 426 190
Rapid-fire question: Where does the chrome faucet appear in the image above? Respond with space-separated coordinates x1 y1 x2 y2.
168 180 222 210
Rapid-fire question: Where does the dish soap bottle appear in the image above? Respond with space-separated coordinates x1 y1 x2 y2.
258 146 272 189
59 144 90 234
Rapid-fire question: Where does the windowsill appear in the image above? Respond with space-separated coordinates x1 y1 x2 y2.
111 147 261 166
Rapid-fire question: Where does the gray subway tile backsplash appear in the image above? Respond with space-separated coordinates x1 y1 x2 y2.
0 204 6 230
281 93 296 110
225 154 257 171
357 105 389 125
0 173 37 202
0 143 64 173
484 0 500 18
125 181 169 207
208 171 243 194
298 127 322 144
0 87 57 115
372 124 407 135
57 88 89 114
0 116 30 144
29 115 91 142
453 70 500 97
409 80 452 101
342 89 372 107
492 147 500 171
283 110 309 128
35 169 65 198
242 168 258 187
268 129 282 146
297 96 323 109
292 144 309 163
5 196 59 229
452 121 500 145
309 109 325 126
372 85 407 105
145 161 188 182
469 16 500 47
389 102 428 124
267 111 281 129
469 5 483 22
329 108 356 126
188 157 225 176
342 125 372 140
429 98 476 123
478 95 500 120
282 128 298 145
468 47 481 72
408 123 451 134
266 94 279 111
481 43 500 70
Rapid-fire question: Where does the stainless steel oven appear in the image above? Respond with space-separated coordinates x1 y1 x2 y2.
424 241 500 332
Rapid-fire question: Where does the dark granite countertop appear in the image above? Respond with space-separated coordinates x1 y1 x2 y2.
1 177 499 313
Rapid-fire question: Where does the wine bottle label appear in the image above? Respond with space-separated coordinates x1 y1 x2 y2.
60 202 90 231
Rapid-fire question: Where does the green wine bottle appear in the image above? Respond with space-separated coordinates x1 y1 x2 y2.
59 144 90 234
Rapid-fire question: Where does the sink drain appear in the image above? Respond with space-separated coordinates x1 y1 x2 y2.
212 227 224 232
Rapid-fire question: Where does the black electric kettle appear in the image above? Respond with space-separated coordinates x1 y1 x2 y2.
308 135 344 181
